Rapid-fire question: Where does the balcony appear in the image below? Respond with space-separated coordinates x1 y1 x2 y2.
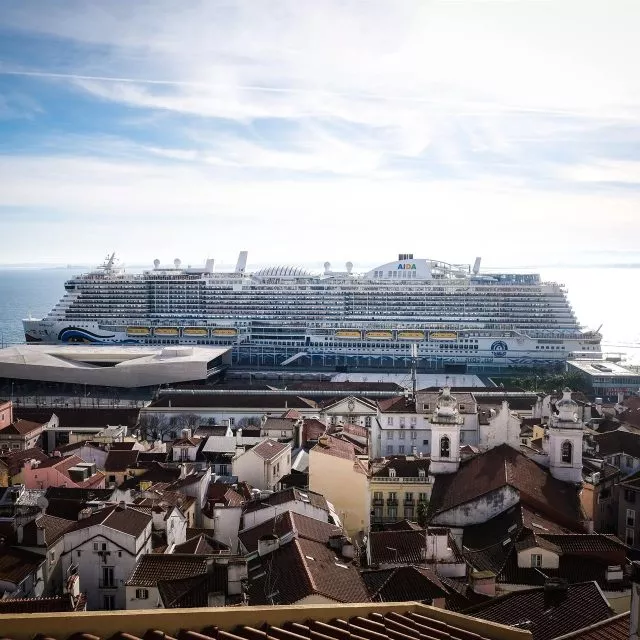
372 476 431 484
372 498 384 506
386 498 398 506
404 498 415 506
98 580 118 589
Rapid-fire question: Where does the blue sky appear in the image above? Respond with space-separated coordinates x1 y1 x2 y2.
1 0 639 269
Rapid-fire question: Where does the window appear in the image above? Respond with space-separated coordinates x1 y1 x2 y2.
374 491 383 500
625 489 636 503
418 469 426 478
627 509 636 527
398 445 405 454
93 543 99 551
399 417 406 428
388 506 398 519
627 527 635 547
386 445 394 455
405 492 413 501
411 431 417 440
229 418 235 426
388 492 397 500
136 589 149 600
440 436 450 458
101 566 115 588
614 455 621 467
386 431 393 440
49 550 55 565
281 430 288 437
389 468 396 478
399 430 405 440
531 554 542 568
387 417 394 426
423 440 429 445
103 595 116 610
108 475 116 483
418 492 428 502
561 441 573 464
365 416 372 428
410 416 417 427
423 404 430 411
404 506 414 519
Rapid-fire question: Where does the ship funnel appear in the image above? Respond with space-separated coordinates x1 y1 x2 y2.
472 257 481 275
204 258 215 273
235 251 248 274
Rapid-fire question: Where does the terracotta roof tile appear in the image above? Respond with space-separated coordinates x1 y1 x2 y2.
554 612 629 640
362 565 447 602
0 595 82 613
173 535 229 555
429 444 587 530
0 419 44 436
0 447 48 476
68 504 151 537
239 510 342 553
250 439 290 461
126 554 208 586
464 581 614 640
242 487 329 514
0 547 45 585
248 538 369 604
20 514 74 546
104 449 139 471
157 565 228 607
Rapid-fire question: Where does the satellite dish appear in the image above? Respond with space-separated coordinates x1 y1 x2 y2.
153 259 160 269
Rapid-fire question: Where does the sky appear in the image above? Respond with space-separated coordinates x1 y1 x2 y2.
1 0 640 270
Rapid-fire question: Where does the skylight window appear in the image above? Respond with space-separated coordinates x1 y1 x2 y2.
305 555 315 560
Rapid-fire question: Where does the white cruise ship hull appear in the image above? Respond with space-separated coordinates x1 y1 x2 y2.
22 253 602 372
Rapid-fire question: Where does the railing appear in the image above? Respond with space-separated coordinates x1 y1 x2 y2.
372 477 431 484
372 498 384 506
386 499 398 506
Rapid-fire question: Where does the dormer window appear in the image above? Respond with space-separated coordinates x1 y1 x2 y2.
389 468 396 478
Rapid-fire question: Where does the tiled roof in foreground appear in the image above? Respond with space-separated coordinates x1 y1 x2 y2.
0 602 533 640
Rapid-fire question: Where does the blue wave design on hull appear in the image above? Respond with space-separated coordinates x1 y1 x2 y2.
58 327 115 343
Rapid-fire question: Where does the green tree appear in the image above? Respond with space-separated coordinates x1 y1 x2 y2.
417 500 429 527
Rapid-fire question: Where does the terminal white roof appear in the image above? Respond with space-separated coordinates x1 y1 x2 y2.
0 344 231 388
567 359 640 379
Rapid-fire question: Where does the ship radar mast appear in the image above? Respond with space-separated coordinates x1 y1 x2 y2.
98 252 118 273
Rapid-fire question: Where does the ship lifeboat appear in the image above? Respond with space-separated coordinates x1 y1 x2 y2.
154 327 179 337
429 331 458 341
183 327 209 337
398 330 425 340
335 329 361 339
126 326 151 336
213 328 238 337
365 330 393 340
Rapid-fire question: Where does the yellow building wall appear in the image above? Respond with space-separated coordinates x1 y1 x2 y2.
369 479 432 522
308 449 370 537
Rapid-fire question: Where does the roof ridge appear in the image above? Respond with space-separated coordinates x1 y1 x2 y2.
295 538 317 595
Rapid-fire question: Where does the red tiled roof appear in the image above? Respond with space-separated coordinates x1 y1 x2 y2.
378 396 417 413
104 449 139 471
0 547 45 586
0 419 44 436
126 553 208 586
68 504 151 537
554 612 629 640
0 447 48 476
0 595 83 613
239 510 342 553
207 483 245 507
362 565 447 602
372 456 430 478
301 418 326 444
250 439 290 460
464 581 614 640
20 514 74 546
173 534 228 555
311 434 366 467
429 443 587 530
248 537 369 605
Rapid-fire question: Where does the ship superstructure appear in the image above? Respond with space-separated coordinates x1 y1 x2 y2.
23 252 601 371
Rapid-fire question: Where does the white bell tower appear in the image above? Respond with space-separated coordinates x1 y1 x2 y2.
430 387 463 474
549 388 584 484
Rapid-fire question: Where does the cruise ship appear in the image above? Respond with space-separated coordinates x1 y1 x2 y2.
23 252 601 371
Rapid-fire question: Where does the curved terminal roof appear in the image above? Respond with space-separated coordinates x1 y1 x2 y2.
254 265 312 278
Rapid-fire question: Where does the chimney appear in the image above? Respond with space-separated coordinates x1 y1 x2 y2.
257 534 280 557
318 435 329 447
543 578 568 607
469 570 496 597
78 508 92 520
630 561 640 640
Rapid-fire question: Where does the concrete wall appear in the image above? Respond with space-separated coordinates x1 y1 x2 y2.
516 546 560 569
431 486 520 527
233 445 291 491
203 506 242 551
479 402 522 450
